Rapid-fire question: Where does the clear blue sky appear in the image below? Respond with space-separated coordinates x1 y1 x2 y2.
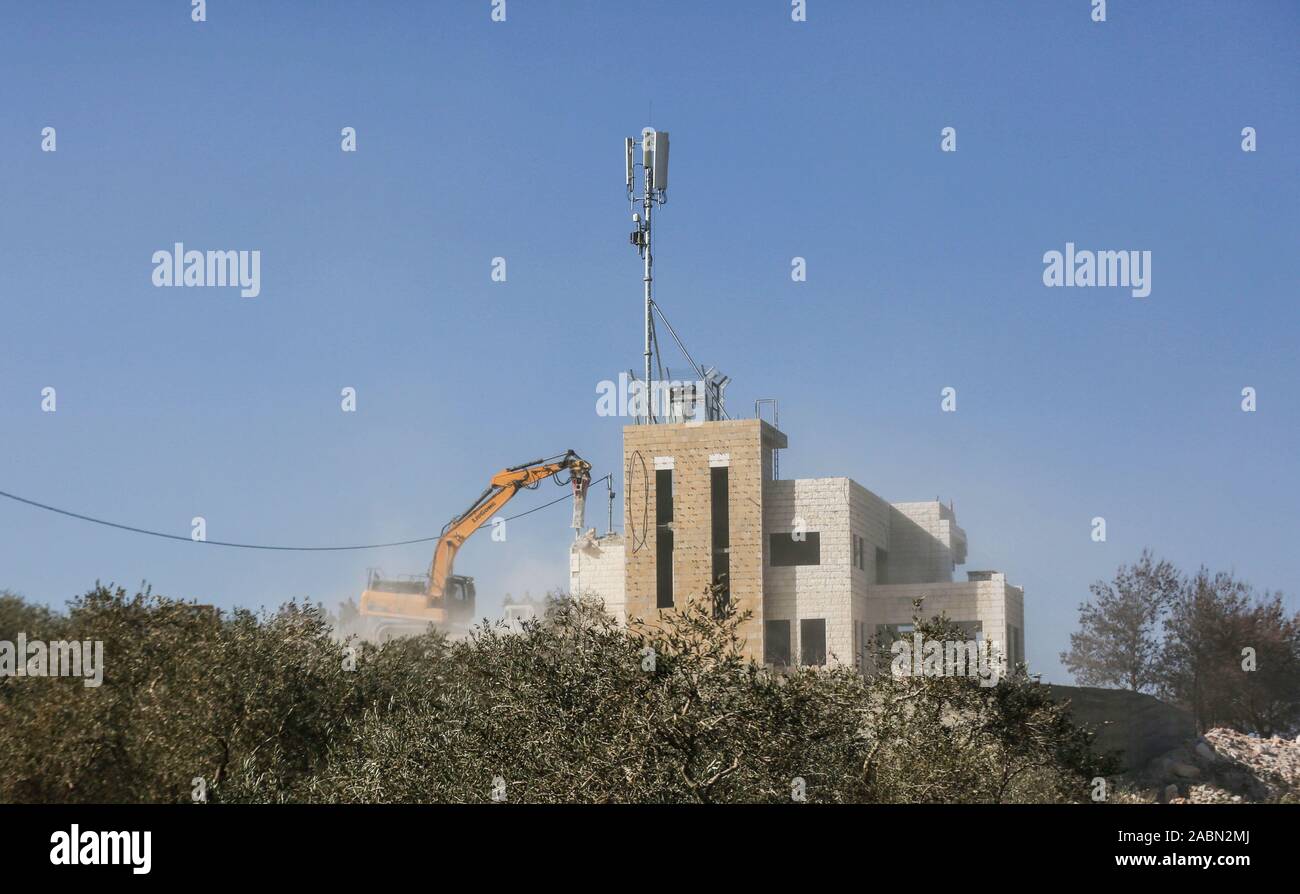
1 1 1296 682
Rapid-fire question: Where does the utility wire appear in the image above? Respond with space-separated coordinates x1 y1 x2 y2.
0 474 611 552
650 299 731 420
497 474 610 523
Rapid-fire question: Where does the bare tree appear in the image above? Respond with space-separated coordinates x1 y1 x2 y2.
1061 550 1180 692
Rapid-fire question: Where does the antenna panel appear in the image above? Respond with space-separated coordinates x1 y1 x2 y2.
652 131 669 193
642 130 655 179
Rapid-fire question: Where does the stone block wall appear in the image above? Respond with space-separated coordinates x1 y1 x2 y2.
886 501 967 584
763 477 855 666
865 571 1024 669
622 419 786 658
569 531 626 622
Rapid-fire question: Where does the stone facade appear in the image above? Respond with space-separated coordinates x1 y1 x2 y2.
886 501 968 584
618 419 785 651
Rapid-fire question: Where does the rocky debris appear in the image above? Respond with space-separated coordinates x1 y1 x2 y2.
1168 785 1244 805
1144 727 1300 803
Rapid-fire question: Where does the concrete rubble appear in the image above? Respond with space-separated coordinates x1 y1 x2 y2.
1143 728 1300 803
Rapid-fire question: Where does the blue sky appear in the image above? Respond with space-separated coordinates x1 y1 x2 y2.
1 1 1296 682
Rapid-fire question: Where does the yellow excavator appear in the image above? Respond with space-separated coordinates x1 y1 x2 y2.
357 450 591 639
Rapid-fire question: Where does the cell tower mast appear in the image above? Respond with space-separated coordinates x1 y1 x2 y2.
626 128 669 424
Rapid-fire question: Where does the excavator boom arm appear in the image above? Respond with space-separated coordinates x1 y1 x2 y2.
426 451 591 599
359 450 591 629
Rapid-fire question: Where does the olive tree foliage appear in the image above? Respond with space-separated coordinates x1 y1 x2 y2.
0 584 365 803
0 589 63 642
254 594 1114 804
864 604 1114 804
0 584 1112 804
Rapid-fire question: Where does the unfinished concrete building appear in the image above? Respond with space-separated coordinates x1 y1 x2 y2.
571 418 1025 673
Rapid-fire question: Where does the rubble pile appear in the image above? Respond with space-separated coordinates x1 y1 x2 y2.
1144 727 1300 803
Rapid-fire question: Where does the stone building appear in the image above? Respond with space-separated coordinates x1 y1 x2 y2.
570 418 1025 673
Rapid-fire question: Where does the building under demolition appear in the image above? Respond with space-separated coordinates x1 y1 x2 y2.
575 128 1025 672
571 417 1025 672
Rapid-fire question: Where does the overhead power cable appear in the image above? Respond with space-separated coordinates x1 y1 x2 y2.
0 474 611 552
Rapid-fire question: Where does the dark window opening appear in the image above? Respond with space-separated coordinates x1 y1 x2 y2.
765 620 791 667
876 623 913 662
875 547 889 584
770 532 821 566
655 468 674 608
800 618 826 666
655 468 673 526
710 466 729 615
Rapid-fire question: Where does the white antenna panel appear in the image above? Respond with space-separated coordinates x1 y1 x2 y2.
652 131 669 193
641 129 655 175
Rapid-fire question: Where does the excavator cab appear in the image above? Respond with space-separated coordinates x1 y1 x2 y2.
359 569 476 634
446 574 476 626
